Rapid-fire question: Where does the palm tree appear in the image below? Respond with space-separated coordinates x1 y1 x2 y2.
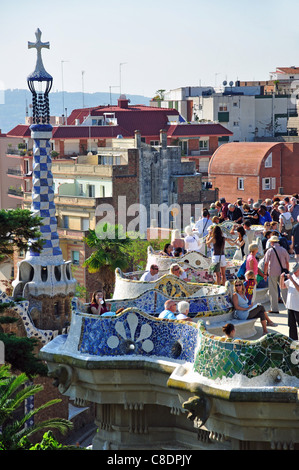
83 223 133 296
0 364 73 450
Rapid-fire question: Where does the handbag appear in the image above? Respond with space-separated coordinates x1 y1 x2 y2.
273 247 289 274
209 243 223 274
209 261 220 273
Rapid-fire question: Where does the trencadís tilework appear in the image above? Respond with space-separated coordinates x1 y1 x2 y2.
194 323 299 380
79 309 198 363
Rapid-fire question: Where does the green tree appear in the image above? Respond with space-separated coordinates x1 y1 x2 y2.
83 223 133 296
0 209 47 377
0 364 73 450
0 302 48 378
0 208 44 261
124 236 171 272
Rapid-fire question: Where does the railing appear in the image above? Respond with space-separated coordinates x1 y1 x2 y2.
6 149 33 157
7 168 23 176
8 188 24 197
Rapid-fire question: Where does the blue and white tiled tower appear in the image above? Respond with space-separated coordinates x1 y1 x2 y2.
12 29 76 330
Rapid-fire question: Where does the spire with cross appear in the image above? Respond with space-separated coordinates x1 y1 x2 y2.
27 28 52 124
28 28 52 82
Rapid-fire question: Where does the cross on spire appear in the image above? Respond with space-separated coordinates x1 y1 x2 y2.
28 28 50 76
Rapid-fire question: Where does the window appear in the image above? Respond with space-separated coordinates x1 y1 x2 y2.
238 177 244 190
218 111 229 122
233 121 239 127
199 139 209 149
88 184 95 197
262 177 276 190
100 185 105 197
180 140 188 155
71 250 80 265
265 152 272 168
219 105 228 111
81 218 89 231
63 215 69 229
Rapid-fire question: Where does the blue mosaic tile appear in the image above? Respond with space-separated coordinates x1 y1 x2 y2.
79 309 198 363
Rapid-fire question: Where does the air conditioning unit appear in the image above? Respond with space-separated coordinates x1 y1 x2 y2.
278 187 284 195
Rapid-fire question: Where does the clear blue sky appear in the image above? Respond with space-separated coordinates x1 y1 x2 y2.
1 0 299 98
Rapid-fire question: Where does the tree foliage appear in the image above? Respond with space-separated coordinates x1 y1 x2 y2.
0 208 44 259
0 365 73 450
83 223 133 295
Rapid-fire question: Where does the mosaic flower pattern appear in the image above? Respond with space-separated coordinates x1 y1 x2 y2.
79 308 198 362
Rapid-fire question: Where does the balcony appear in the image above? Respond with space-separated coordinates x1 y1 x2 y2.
8 187 24 198
6 148 33 157
7 168 23 177
52 163 113 177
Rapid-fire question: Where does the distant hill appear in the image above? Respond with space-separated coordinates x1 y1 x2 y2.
0 89 151 133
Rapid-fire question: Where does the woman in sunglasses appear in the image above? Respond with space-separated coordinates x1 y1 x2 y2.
232 280 276 335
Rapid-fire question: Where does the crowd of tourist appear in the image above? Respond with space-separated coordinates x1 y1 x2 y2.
88 194 299 340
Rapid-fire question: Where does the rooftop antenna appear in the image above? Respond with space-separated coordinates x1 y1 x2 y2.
82 70 85 108
119 62 127 95
61 59 69 120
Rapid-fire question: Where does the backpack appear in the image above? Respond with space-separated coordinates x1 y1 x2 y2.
281 214 293 230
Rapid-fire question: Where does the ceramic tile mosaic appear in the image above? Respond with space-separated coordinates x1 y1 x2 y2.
79 309 198 363
106 289 233 318
0 290 54 344
194 323 299 380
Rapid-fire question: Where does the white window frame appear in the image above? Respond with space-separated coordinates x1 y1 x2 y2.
238 177 244 190
265 152 272 168
199 139 209 150
262 177 276 190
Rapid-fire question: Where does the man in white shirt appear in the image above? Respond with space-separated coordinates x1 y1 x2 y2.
184 225 200 252
140 264 159 282
194 209 213 238
280 263 299 340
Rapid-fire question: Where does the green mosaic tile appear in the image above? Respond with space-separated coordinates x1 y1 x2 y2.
194 326 299 381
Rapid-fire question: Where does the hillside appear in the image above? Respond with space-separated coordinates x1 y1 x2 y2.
0 89 151 133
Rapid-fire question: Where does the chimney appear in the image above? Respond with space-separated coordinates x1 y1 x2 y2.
134 130 141 148
118 95 129 109
160 129 167 149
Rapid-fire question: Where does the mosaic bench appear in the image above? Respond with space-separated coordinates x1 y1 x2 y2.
194 322 299 381
201 312 258 339
74 287 234 319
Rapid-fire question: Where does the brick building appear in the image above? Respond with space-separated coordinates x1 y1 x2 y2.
208 141 299 202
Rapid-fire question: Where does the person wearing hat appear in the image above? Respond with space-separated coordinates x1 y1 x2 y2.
219 197 230 222
209 203 219 219
140 264 160 282
264 235 290 313
280 263 299 340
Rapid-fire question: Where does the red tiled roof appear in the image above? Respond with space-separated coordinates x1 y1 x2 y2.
166 123 232 138
67 103 181 136
275 67 299 75
6 125 31 138
52 125 131 139
209 142 281 176
6 103 232 142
